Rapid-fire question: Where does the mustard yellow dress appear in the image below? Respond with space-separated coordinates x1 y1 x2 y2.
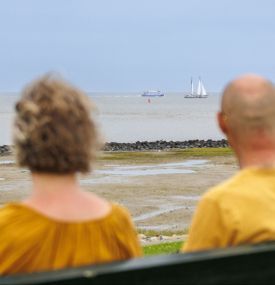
0 203 142 275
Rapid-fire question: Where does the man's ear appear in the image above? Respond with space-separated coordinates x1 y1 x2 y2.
217 112 228 135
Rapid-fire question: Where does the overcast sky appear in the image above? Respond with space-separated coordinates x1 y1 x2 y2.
0 0 274 92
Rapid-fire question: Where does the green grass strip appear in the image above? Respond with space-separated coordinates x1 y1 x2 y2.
99 147 233 162
143 241 183 256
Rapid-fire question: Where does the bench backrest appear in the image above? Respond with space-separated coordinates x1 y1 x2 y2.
1 242 275 284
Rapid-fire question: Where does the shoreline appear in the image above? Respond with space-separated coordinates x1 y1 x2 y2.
0 139 228 155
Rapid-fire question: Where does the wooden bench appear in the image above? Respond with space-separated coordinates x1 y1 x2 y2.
1 242 275 284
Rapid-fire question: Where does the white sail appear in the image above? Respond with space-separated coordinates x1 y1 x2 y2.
184 77 208 98
201 80 207 96
196 78 202 96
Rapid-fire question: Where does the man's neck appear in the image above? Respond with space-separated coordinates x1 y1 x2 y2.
238 149 275 169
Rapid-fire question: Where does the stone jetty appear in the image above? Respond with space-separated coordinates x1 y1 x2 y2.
0 139 228 156
0 145 11 156
104 139 228 151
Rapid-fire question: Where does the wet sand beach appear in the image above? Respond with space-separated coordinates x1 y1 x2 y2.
0 149 237 235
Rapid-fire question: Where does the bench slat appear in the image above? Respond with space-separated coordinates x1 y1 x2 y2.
1 242 275 285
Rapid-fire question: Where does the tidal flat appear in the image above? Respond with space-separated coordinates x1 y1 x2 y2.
0 148 237 234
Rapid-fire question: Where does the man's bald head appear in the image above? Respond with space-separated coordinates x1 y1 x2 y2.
221 74 275 132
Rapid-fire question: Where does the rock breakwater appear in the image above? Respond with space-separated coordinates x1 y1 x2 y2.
0 145 11 156
104 139 228 151
0 140 228 156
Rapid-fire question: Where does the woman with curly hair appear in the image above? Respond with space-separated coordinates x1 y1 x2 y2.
0 75 142 275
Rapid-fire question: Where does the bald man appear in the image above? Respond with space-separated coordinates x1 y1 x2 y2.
183 74 275 252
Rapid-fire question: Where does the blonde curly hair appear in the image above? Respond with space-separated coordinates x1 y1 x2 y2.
13 75 102 174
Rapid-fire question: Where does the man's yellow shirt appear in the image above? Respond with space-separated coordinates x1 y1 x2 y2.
183 167 275 252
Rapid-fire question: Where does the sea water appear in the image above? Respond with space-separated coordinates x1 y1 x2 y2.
0 92 224 145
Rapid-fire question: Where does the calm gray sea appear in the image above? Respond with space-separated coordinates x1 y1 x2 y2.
0 92 224 145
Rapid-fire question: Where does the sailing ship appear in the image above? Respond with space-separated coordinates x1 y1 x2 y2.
184 77 208 98
141 90 164 97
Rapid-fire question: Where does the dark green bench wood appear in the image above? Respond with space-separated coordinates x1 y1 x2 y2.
1 242 275 285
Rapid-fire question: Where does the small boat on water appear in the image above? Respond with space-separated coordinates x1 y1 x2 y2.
141 90 164 97
185 77 208 98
